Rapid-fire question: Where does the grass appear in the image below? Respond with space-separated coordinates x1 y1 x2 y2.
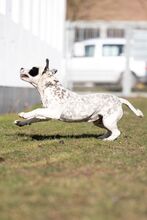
0 98 147 220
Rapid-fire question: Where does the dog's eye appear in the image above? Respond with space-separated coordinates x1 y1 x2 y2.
29 67 39 77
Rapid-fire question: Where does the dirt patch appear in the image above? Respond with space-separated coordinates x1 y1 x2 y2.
0 157 5 163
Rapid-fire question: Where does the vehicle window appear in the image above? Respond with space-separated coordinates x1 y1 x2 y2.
103 44 124 56
85 45 95 57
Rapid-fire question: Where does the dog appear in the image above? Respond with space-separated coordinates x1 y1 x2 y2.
14 59 144 141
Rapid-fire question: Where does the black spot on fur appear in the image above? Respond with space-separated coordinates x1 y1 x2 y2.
54 87 67 99
29 67 39 77
45 82 53 87
51 69 58 74
45 79 59 87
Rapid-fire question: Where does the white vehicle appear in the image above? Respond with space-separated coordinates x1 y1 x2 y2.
68 38 147 85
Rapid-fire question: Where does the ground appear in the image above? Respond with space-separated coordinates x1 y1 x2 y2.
0 98 147 220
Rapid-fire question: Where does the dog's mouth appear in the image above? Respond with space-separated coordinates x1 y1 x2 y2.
20 73 29 79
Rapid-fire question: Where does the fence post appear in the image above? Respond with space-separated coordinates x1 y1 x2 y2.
100 24 107 38
18 0 24 25
29 0 33 32
122 27 133 96
65 22 75 89
6 0 12 17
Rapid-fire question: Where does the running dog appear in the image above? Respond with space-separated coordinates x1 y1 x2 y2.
14 59 144 141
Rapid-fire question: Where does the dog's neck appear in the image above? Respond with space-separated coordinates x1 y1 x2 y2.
38 74 60 88
36 74 70 106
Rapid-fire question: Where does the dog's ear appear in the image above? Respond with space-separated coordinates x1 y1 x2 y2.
51 69 58 74
42 58 49 74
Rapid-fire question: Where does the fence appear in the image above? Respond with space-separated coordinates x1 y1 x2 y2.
0 0 66 113
0 86 40 114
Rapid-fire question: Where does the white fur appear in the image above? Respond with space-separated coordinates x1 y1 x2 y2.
14 64 144 141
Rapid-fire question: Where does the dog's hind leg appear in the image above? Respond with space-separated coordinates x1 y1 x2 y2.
102 109 123 141
103 123 120 141
93 117 111 139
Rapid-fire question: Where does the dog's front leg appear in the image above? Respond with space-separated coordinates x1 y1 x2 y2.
14 118 49 127
18 108 61 120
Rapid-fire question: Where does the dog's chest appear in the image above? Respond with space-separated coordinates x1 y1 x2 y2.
41 87 69 108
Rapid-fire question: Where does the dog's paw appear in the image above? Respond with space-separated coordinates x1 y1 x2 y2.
14 120 31 127
14 120 23 127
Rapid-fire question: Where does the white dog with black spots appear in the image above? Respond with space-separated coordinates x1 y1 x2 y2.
15 59 144 141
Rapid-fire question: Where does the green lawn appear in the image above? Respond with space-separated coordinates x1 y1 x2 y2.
0 98 147 220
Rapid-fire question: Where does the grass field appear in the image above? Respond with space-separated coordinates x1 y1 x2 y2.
0 98 147 220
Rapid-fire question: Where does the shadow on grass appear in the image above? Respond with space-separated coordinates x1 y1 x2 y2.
17 133 104 141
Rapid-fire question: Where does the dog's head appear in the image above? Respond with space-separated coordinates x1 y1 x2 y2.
20 59 58 87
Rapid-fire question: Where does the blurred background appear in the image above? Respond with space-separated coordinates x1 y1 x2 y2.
0 0 147 113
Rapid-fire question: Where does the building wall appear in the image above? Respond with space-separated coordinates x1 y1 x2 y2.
0 0 67 113
0 86 40 114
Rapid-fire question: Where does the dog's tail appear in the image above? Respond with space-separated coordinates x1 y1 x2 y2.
119 98 144 117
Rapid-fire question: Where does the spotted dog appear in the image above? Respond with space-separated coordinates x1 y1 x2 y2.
14 59 144 141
